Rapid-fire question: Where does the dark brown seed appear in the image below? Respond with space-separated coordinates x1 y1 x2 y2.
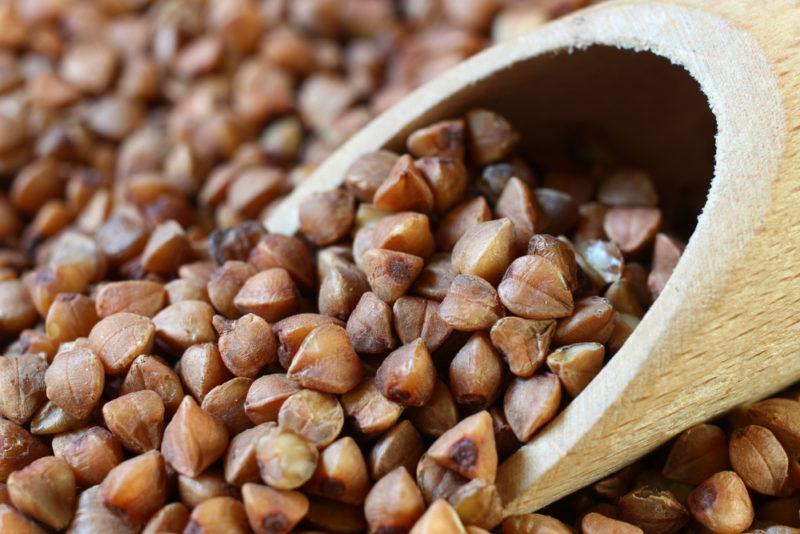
370 421 426 481
393 296 452 352
496 178 543 252
414 252 456 301
618 487 689 534
416 453 470 504
346 292 397 354
0 419 48 482
409 379 460 438
662 424 730 486
535 188 579 235
142 503 190 534
344 150 400 202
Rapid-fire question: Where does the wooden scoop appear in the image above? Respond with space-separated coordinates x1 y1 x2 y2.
268 0 800 516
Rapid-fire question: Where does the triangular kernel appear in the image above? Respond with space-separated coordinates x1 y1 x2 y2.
427 411 497 482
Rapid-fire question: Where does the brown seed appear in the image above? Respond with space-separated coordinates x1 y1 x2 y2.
11 159 65 216
414 252 456 301
575 202 609 244
120 355 184 415
731 398 800 458
242 483 309 534
30 401 84 436
288 323 363 394
215 313 277 378
180 343 233 402
436 197 493 252
490 317 555 378
409 379 460 438
45 347 104 420
618 487 689 534
365 467 425 533
502 514 572 534
227 168 285 217
185 496 251 534
354 203 392 233
142 503 190 534
207 261 257 318
209 221 267 266
178 469 239 509
542 172 595 205
89 312 155 374
374 153 436 212
440 274 504 331
466 108 519 165
343 150 400 202
687 471 754 534
15 330 56 362
346 292 397 354
306 436 369 505
202 377 254 435
554 296 616 346
273 313 345 369
102 390 165 453
370 421 426 481
478 157 536 203
376 338 436 407
448 478 503 530
504 373 562 442
428 411 497 482
647 234 685 299
141 220 192 276
69 485 138 534
44 293 98 344
662 424 730 486
304 495 367 534
452 218 516 285
225 423 277 486
450 333 504 408
341 377 403 436
234 268 298 322
498 255 573 320
416 453 469 504
8 456 75 529
582 512 643 534
535 188 579 235
95 281 166 318
496 178 543 252
575 239 624 287
362 248 424 304
0 280 38 336
0 503 47 534
729 425 789 496
245 374 300 425
26 264 88 317
52 426 123 487
256 426 319 490
153 300 216 356
162 395 229 477
165 279 209 304
605 278 645 318
410 498 467 534
597 170 659 207
61 40 118 93
546 342 605 398
0 352 47 425
355 212 435 263
528 234 579 291
407 119 466 160
603 207 662 255
416 156 469 214
279 389 344 448
393 296 452 352
299 189 356 246
318 249 370 321
0 419 48 482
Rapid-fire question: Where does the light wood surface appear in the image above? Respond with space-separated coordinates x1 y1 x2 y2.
267 0 800 516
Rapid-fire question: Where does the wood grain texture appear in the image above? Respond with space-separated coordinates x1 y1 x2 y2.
266 0 800 516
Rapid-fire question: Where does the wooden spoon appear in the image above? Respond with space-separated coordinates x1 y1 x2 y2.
268 0 800 516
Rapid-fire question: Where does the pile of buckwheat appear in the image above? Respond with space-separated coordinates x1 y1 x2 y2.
0 1 791 534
